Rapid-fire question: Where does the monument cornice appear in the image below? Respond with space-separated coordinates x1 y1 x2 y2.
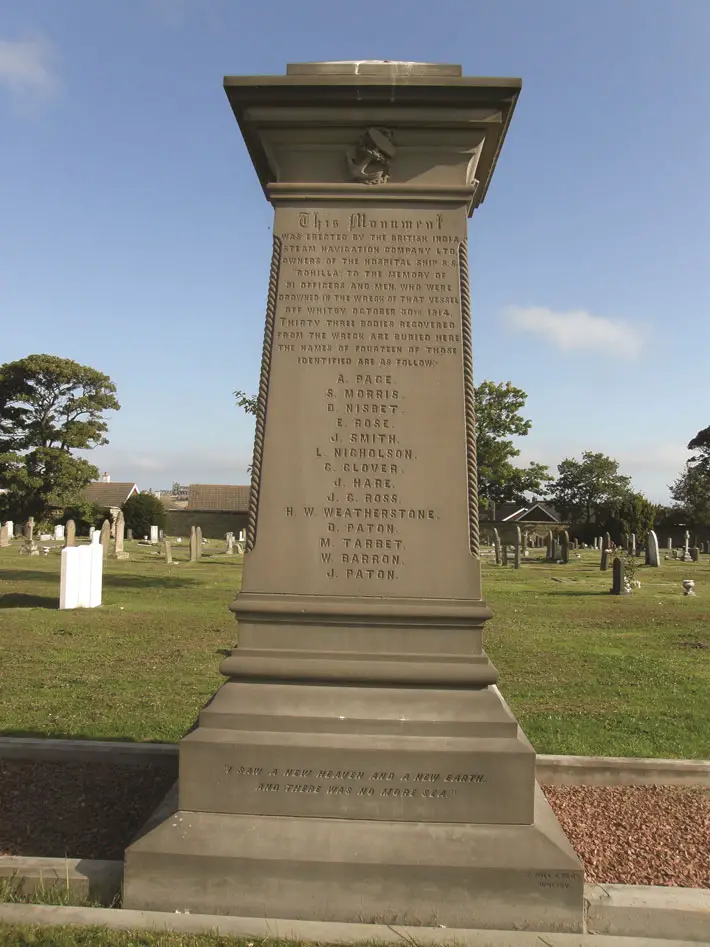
267 182 477 209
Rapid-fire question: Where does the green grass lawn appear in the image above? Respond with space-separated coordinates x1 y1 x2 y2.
0 925 276 946
0 540 708 758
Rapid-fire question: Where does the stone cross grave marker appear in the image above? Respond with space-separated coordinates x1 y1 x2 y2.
123 60 583 932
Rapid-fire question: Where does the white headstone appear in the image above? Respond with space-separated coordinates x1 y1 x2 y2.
238 528 246 543
150 525 159 544
54 524 65 541
5 521 13 539
89 526 95 539
59 535 104 609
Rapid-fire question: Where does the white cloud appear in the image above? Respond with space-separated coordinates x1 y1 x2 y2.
504 305 645 359
0 38 58 100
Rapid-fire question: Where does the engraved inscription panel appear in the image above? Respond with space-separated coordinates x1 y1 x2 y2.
245 207 478 599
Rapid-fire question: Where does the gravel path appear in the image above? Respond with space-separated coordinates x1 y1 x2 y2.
1 760 708 887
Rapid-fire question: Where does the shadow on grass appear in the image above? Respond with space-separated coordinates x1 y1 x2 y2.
0 570 199 590
0 728 180 746
0 593 58 609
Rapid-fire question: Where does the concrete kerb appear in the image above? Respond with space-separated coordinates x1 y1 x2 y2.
0 900 708 946
2 737 709 787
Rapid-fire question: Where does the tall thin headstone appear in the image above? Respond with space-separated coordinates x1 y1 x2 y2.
150 525 159 544
560 530 569 564
647 530 660 568
603 532 611 551
65 519 76 547
0 524 8 548
124 60 582 930
5 520 13 540
189 526 198 562
225 532 235 555
513 527 521 569
100 518 111 550
600 547 609 571
164 540 173 564
195 526 203 558
492 528 502 565
114 511 129 560
630 533 636 557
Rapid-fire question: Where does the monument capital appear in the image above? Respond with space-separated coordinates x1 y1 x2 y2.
224 62 521 214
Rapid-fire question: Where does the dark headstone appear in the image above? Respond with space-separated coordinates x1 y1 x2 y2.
600 549 610 571
690 546 700 562
123 61 583 930
560 530 569 564
611 557 630 595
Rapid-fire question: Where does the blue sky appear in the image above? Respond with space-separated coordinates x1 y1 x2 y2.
2 0 709 502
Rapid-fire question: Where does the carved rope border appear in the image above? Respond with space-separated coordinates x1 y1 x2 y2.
245 235 281 553
459 240 480 557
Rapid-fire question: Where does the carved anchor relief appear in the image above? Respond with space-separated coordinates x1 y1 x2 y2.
346 127 396 185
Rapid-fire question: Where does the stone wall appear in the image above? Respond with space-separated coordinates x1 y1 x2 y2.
165 510 248 539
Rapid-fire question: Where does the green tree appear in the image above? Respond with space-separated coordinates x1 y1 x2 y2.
0 355 120 522
617 491 658 537
234 390 257 416
549 451 632 527
235 380 551 507
122 492 166 539
670 425 710 526
474 381 551 506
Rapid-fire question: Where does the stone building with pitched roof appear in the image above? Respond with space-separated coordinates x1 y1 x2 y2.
164 484 250 539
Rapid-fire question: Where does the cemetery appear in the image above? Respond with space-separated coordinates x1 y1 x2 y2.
1 52 710 947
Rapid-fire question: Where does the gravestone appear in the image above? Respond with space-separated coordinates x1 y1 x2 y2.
513 526 521 569
20 518 39 556
65 519 76 547
545 530 553 560
521 530 528 553
647 530 660 567
164 540 173 565
189 526 199 562
0 524 8 548
99 519 111 550
150 525 159 544
600 548 609 571
592 537 598 550
59 534 103 609
127 528 133 541
123 60 582 932
238 528 246 543
225 532 235 555
603 532 611 551
89 526 95 539
622 532 629 552
630 533 636 557
54 524 65 542
501 543 509 566
492 528 501 566
667 537 672 552
5 520 13 540
196 526 203 557
690 546 700 562
559 530 569 564
114 512 129 560
611 557 631 596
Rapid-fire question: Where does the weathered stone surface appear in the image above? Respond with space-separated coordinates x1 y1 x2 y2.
124 61 582 932
647 530 660 568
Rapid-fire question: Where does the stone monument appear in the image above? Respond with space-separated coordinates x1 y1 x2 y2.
124 61 583 933
114 512 129 560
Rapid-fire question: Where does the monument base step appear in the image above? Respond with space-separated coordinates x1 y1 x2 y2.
123 784 584 933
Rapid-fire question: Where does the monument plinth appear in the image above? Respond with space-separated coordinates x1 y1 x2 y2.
124 62 584 933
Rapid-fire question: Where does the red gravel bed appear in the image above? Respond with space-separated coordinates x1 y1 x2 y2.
1 760 709 887
542 784 710 888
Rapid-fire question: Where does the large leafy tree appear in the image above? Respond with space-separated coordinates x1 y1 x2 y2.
474 381 551 506
122 492 166 539
617 491 658 537
549 451 632 527
669 425 710 526
235 380 550 507
0 354 120 523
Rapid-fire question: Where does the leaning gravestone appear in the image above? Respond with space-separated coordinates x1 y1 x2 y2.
99 519 111 550
123 60 582 932
492 527 502 565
